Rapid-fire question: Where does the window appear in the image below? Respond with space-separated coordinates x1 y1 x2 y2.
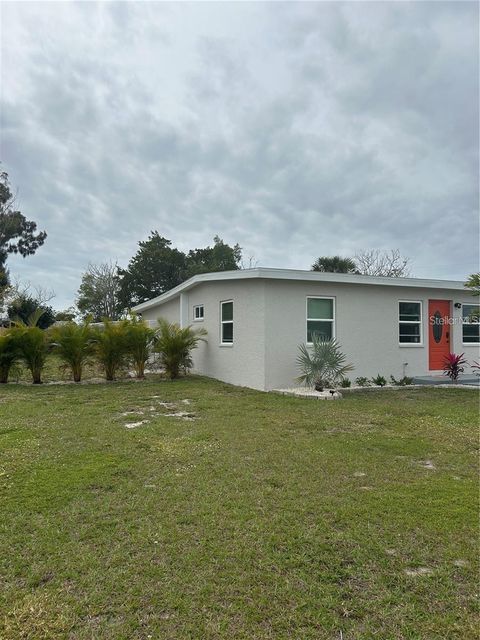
462 303 479 344
220 300 233 344
399 301 422 344
306 297 334 343
193 304 204 321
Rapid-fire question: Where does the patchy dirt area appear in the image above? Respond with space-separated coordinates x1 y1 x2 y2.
119 398 198 428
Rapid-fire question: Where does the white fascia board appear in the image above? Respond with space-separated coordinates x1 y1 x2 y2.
132 267 468 312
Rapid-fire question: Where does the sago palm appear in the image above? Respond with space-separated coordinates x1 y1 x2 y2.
154 319 207 380
12 309 49 384
124 315 156 379
0 330 20 384
296 337 354 390
93 319 128 381
50 319 95 382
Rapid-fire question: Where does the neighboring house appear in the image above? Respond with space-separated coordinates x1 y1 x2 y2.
133 268 480 390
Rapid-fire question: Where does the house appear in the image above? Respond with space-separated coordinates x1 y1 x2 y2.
133 268 480 390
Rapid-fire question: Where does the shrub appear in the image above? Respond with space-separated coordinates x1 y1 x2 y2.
443 353 467 382
11 310 49 384
371 374 387 387
296 337 354 390
355 376 370 387
390 375 414 386
154 319 207 380
50 320 95 382
8 295 56 329
0 330 20 383
93 320 128 381
124 315 156 379
340 378 351 388
472 361 480 377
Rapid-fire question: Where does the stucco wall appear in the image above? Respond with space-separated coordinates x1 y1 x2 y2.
263 280 479 389
140 297 180 325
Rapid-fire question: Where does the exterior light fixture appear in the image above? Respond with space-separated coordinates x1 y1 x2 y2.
454 303 462 309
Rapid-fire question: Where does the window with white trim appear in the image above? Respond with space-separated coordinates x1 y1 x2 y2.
399 301 422 344
220 300 233 344
306 297 334 343
193 304 204 321
462 303 479 344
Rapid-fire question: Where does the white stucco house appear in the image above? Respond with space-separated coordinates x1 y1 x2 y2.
133 268 480 390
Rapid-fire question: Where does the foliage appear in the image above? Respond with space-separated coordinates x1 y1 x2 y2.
77 261 122 321
0 170 47 293
92 320 129 381
55 308 76 322
50 320 95 382
118 233 242 307
124 315 156 379
390 375 414 386
153 319 207 380
311 256 357 274
443 353 467 382
296 337 354 390
355 376 370 387
464 273 480 296
354 249 410 277
340 377 351 388
0 330 20 383
7 294 56 329
11 309 49 384
371 374 387 387
471 361 480 377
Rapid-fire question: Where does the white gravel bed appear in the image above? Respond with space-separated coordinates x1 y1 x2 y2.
272 383 478 399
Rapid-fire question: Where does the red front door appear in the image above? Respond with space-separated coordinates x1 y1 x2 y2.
428 300 451 370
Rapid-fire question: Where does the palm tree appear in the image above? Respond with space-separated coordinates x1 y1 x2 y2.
154 319 207 380
124 315 156 379
11 309 49 384
296 337 354 390
50 319 95 382
93 319 128 381
311 256 358 274
465 273 480 297
0 330 20 383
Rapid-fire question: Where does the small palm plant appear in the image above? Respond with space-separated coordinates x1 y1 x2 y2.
50 319 95 382
93 319 129 381
12 309 49 384
0 330 20 384
154 319 207 380
296 337 354 391
124 315 156 379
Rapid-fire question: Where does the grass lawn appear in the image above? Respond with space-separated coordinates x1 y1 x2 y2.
0 378 478 639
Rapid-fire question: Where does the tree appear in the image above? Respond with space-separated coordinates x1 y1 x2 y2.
118 233 187 308
354 249 411 277
465 273 480 296
7 295 56 329
311 256 358 274
0 171 47 293
117 233 242 308
77 261 122 321
153 318 207 380
185 236 242 278
55 308 77 322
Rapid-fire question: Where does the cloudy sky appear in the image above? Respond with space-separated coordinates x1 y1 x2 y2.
1 1 478 309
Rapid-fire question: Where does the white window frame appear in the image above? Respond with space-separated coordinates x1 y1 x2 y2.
306 296 335 344
398 300 423 347
193 304 204 322
220 300 234 346
461 303 480 345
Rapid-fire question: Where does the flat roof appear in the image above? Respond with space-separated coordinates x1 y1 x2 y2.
133 267 467 312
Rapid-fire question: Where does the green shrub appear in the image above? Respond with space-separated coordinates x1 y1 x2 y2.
124 315 156 379
154 319 207 380
50 320 95 382
340 378 351 388
390 375 414 386
93 320 128 381
371 374 387 387
296 337 354 390
0 331 20 383
355 376 370 387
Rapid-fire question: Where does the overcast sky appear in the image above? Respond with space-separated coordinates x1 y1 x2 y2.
1 1 478 309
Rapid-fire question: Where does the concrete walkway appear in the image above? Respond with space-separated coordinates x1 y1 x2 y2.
412 375 479 387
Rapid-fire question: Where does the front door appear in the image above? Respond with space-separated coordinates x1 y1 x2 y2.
428 300 451 370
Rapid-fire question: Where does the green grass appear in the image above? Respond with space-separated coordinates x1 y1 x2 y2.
0 378 478 639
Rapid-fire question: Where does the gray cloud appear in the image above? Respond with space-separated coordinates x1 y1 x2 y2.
1 1 478 309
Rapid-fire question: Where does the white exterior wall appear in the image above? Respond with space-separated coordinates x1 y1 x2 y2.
263 280 479 390
140 297 180 325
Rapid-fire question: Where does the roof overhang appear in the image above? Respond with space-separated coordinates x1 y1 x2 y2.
132 267 468 313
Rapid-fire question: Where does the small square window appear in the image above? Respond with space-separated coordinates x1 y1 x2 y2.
193 305 204 321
